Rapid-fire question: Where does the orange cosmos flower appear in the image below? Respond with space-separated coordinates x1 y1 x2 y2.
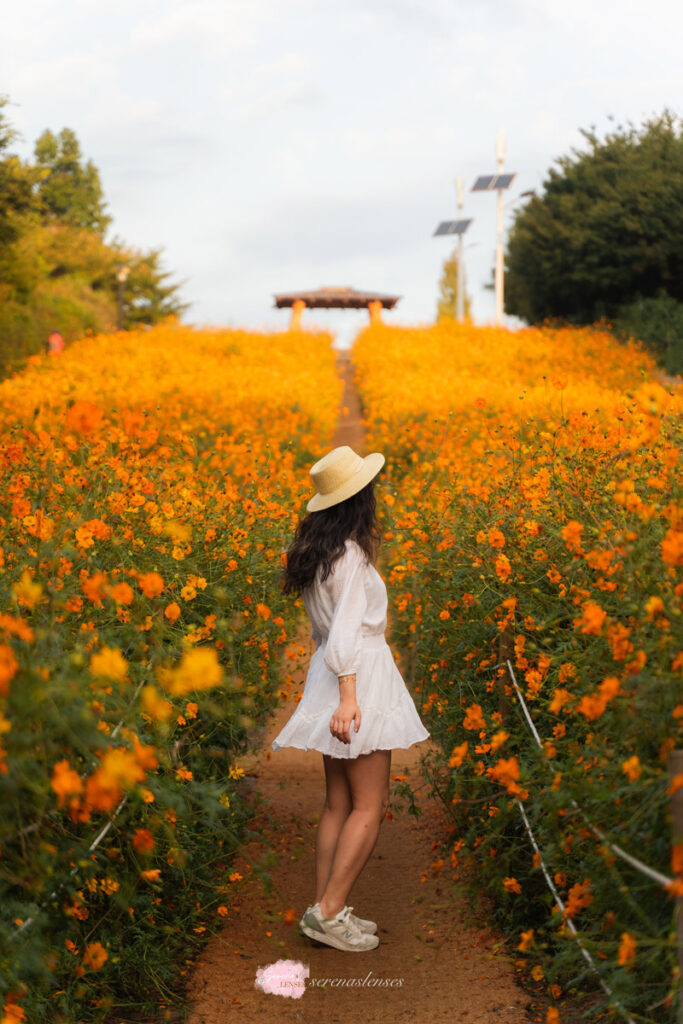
617 932 636 967
560 520 583 552
622 756 641 782
503 877 522 894
140 869 162 883
132 828 155 854
448 741 468 768
164 602 181 622
463 704 486 731
495 554 511 582
66 400 103 435
661 529 683 566
51 759 84 807
138 572 165 598
563 879 593 918
0 645 18 696
573 601 607 635
82 942 108 970
110 582 134 605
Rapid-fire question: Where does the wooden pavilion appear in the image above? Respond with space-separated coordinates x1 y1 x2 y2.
273 286 401 329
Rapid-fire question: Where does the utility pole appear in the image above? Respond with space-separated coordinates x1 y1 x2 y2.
432 193 471 323
495 131 505 327
455 177 465 322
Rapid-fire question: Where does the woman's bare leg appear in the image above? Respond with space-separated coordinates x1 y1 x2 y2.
315 754 352 903
318 749 391 920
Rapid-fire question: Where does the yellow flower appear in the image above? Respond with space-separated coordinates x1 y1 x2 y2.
11 571 43 610
140 868 162 883
89 646 128 683
141 685 173 722
158 647 223 697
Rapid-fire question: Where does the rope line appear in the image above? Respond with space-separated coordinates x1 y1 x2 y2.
505 659 673 888
514 796 636 1024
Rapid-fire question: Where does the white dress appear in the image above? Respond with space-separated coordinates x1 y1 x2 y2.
271 538 431 759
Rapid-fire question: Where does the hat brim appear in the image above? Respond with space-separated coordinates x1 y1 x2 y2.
307 452 385 512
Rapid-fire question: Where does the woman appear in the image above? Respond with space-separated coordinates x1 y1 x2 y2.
271 444 430 953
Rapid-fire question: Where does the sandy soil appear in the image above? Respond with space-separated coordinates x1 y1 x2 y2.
184 353 533 1024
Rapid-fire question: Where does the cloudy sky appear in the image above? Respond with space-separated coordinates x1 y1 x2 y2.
2 0 682 347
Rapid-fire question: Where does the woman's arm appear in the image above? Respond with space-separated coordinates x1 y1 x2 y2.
324 543 367 743
329 672 360 744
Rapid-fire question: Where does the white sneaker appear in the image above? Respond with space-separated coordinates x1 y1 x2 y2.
307 901 378 935
299 903 379 951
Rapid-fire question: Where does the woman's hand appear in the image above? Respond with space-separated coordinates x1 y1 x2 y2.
329 700 361 744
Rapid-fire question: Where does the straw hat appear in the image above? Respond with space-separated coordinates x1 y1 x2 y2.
307 445 385 512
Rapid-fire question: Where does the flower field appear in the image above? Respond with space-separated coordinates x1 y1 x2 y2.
0 322 341 1023
352 321 683 1023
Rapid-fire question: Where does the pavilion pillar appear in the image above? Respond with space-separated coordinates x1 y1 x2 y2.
367 299 383 324
290 299 306 330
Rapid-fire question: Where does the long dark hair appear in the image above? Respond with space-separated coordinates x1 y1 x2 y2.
282 480 380 597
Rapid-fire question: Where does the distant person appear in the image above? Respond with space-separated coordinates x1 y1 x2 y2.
47 330 65 355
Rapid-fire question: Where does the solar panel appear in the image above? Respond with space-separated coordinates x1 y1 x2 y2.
494 173 515 189
433 219 472 236
472 175 496 191
472 173 517 191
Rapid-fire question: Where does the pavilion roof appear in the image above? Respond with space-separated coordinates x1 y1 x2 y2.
273 286 401 310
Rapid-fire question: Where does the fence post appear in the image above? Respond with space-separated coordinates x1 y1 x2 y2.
498 625 514 723
668 749 683 1024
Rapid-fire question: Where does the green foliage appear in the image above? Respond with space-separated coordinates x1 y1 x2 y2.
0 97 41 248
0 97 187 379
110 244 190 329
506 111 683 327
436 248 472 321
34 127 111 236
612 292 683 377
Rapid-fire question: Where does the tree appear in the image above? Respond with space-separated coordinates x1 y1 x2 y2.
34 127 111 235
0 99 188 378
0 96 40 248
109 244 190 327
436 249 472 321
505 111 683 324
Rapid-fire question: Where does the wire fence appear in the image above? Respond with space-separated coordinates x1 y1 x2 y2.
503 658 679 1023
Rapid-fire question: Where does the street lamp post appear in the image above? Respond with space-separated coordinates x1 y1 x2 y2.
432 178 472 323
471 132 516 327
455 177 465 321
116 265 130 331
495 133 505 325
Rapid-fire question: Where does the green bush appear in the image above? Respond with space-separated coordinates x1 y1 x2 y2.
613 293 683 376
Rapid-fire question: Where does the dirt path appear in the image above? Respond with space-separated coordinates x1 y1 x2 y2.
185 351 531 1024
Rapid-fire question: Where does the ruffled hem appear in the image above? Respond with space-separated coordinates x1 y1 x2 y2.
271 686 431 759
270 633 431 759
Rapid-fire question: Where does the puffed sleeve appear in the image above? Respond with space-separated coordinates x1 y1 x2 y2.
323 541 368 678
